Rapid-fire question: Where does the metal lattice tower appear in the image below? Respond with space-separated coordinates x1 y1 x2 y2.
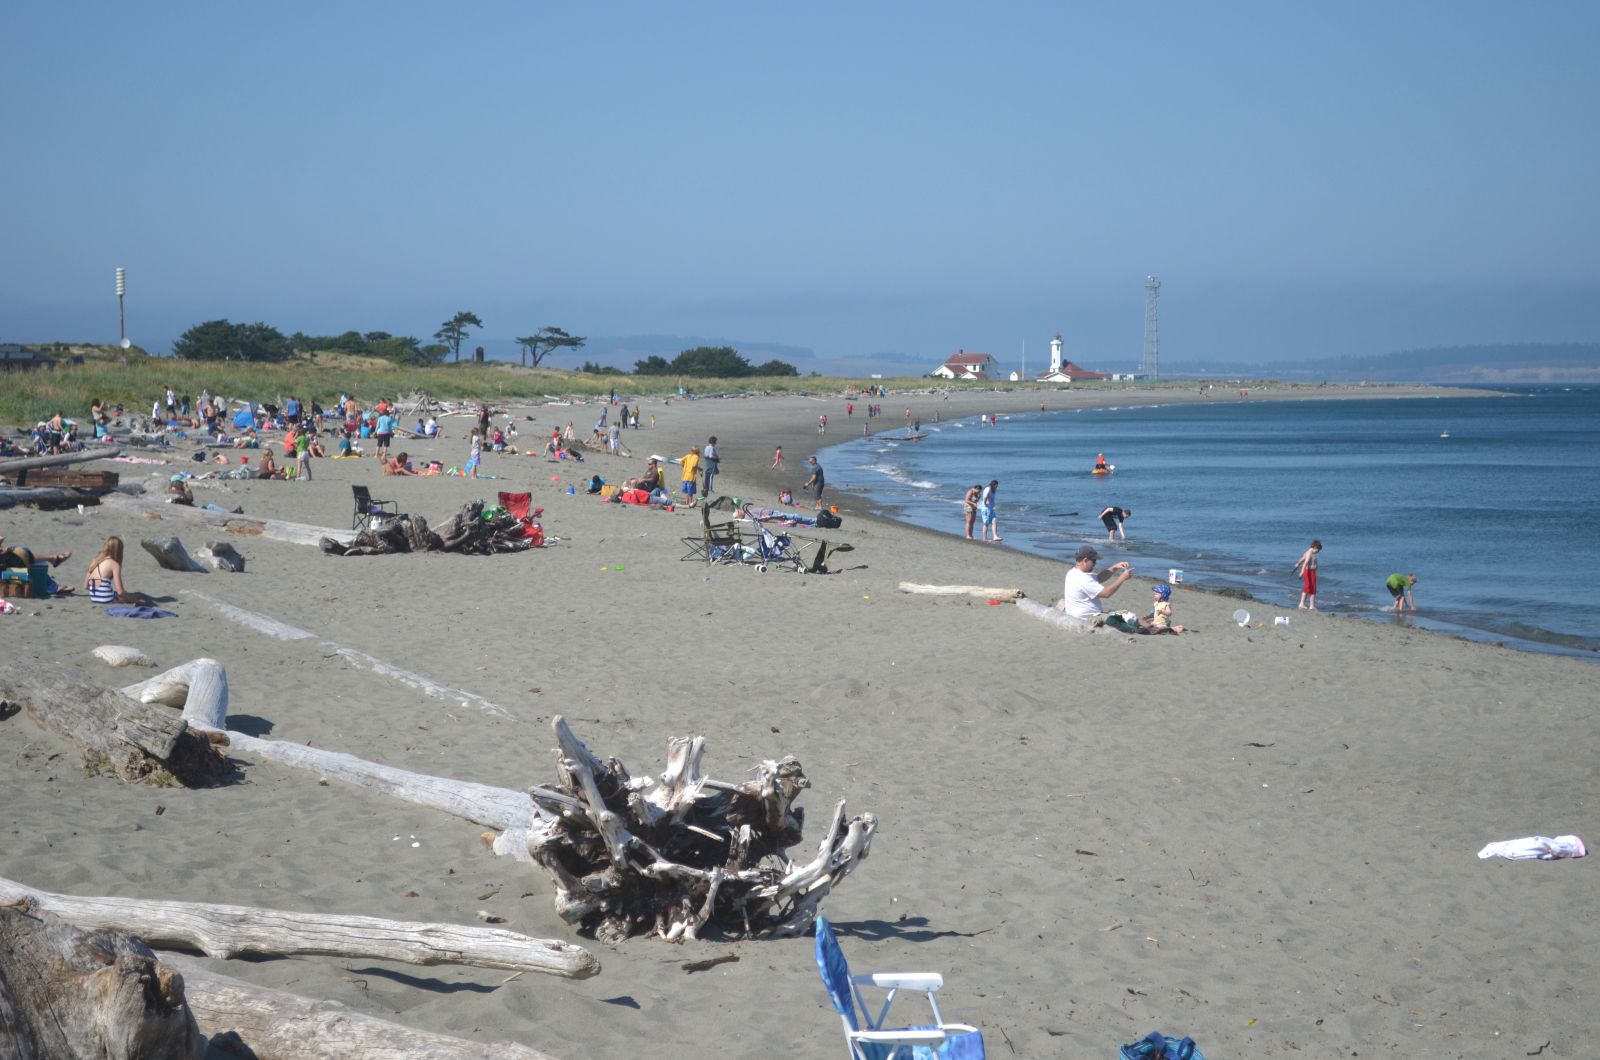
1142 275 1161 378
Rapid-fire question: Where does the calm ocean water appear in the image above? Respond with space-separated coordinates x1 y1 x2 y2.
820 386 1600 658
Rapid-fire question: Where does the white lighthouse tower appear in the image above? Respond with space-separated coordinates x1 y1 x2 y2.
1049 332 1064 374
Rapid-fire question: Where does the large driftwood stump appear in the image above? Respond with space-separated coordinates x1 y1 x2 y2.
528 716 877 944
0 663 232 786
0 898 198 1060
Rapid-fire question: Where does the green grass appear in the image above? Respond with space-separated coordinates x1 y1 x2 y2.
2 344 1291 429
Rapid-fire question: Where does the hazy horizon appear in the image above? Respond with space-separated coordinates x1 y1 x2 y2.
7 4 1599 368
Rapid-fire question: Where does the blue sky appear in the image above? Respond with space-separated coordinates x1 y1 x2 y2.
5 2 1598 372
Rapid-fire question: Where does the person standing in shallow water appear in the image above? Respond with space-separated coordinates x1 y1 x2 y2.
979 480 1001 542
1386 573 1417 612
963 484 982 540
1294 539 1322 610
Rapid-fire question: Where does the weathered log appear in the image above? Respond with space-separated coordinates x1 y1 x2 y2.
1015 597 1092 632
197 541 245 572
898 581 1026 601
12 468 119 488
0 898 198 1060
0 486 128 509
101 493 357 548
161 953 560 1060
140 536 206 573
0 663 232 786
0 448 121 475
122 658 229 715
0 877 597 979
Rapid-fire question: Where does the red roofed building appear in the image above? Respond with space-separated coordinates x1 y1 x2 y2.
931 350 996 380
1035 333 1109 383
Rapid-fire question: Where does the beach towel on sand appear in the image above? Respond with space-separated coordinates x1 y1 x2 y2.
105 605 178 619
1121 1031 1205 1060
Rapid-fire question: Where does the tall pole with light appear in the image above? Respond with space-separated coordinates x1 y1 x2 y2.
115 267 129 363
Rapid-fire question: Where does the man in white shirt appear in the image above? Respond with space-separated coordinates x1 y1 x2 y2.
1061 545 1134 620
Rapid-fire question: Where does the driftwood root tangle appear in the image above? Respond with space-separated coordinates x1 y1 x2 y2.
528 716 876 944
0 898 199 1060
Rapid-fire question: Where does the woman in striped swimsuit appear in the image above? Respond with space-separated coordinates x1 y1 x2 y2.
81 536 155 606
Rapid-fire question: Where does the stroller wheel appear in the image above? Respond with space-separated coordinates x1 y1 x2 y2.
756 564 768 573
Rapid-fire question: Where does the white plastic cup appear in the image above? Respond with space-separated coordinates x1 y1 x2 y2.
1274 616 1290 626
1233 609 1251 626
1168 568 1183 583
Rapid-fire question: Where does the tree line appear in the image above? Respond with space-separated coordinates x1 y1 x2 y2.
172 315 797 376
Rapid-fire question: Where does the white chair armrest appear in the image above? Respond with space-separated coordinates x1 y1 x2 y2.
855 972 944 991
849 1029 949 1046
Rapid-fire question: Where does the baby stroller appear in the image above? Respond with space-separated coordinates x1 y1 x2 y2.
750 525 805 573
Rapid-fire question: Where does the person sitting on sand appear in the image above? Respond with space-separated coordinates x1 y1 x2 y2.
255 447 284 480
231 428 260 449
625 458 662 494
82 536 156 606
779 487 794 506
168 478 195 506
387 451 417 476
1139 583 1185 634
586 474 605 495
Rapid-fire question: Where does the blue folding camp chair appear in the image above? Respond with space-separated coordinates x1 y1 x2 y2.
815 915 985 1060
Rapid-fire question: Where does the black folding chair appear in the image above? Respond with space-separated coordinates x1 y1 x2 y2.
352 484 395 529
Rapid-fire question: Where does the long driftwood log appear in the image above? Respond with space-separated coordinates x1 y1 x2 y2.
132 659 877 944
0 448 121 475
161 953 561 1060
898 581 1026 601
0 877 598 979
1015 597 1093 632
0 663 232 786
0 898 198 1060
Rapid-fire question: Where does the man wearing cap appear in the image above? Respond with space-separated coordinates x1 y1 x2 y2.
1061 545 1134 621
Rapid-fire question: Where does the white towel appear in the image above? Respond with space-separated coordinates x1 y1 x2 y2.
1476 835 1587 861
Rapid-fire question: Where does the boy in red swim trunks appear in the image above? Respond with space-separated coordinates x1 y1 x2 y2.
1294 539 1322 610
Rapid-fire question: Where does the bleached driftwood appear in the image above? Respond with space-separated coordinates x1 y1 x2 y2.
102 492 357 547
1016 597 1093 632
0 876 598 979
528 715 877 944
162 953 561 1060
121 657 230 714
93 644 158 668
141 535 207 572
0 898 197 1059
183 592 514 718
0 448 121 475
0 663 232 786
898 581 1026 601
197 540 245 572
133 659 876 944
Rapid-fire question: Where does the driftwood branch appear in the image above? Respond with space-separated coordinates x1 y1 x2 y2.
162 954 561 1060
141 536 207 573
898 581 1026 601
0 898 198 1059
0 877 598 979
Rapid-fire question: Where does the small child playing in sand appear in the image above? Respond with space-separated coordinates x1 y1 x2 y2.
779 487 794 506
1141 584 1185 634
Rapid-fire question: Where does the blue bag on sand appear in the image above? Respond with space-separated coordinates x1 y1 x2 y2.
1120 1031 1205 1060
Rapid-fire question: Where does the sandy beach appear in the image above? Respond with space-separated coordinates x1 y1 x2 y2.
3 383 1594 1059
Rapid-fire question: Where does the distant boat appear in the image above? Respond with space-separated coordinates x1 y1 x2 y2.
1440 431 1451 438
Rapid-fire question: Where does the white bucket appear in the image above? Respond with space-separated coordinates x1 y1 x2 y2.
1168 568 1183 584
1233 609 1251 627
1274 616 1290 627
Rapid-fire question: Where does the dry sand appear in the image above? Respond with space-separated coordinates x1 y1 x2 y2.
3 384 1594 1059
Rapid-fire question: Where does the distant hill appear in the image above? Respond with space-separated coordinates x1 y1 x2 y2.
1172 343 1600 383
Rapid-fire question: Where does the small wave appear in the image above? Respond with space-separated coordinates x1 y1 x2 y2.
867 465 939 489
